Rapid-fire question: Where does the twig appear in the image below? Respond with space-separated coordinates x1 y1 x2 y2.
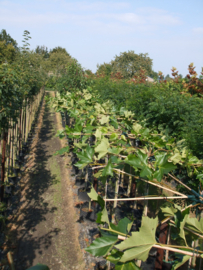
168 173 192 192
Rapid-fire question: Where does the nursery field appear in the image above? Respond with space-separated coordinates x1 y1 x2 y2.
1 29 203 269
44 62 203 270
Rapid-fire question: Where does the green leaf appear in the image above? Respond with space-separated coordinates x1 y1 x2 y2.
125 151 152 178
185 217 203 234
108 147 122 155
26 264 50 270
95 137 110 159
132 123 142 134
110 217 133 235
107 249 123 264
120 245 153 262
102 160 114 177
99 115 110 125
85 235 118 257
87 187 105 209
154 153 176 182
110 133 118 141
188 156 201 165
95 128 102 139
101 207 110 225
54 146 69 155
115 260 141 270
110 118 118 129
115 217 158 262
75 145 94 168
179 214 189 245
170 151 182 164
172 255 190 270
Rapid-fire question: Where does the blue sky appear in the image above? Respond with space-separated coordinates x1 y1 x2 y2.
1 0 203 76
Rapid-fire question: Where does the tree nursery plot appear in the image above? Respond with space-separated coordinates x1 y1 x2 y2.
47 67 203 269
1 29 203 270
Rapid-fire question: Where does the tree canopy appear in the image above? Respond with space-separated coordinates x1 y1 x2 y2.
49 46 70 56
35 45 49 58
0 29 18 64
96 62 112 76
111 51 153 79
0 29 18 49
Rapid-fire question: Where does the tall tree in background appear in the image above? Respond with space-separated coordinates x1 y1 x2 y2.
35 45 49 58
0 29 18 64
96 62 112 76
49 46 70 56
0 29 18 49
111 51 153 79
47 47 72 77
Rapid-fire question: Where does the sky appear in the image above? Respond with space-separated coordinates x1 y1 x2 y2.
0 0 203 76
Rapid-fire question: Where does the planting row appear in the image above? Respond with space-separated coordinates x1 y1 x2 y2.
48 87 203 270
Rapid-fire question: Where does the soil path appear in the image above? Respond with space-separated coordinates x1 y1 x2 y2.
10 93 85 270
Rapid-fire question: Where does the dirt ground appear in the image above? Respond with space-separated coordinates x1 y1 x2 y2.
7 92 86 270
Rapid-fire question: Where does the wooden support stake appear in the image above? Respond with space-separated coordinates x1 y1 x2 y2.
7 251 15 270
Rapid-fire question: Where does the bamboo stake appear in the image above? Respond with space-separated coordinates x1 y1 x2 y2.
189 241 195 268
165 225 171 262
7 251 15 270
144 183 149 216
168 173 192 192
112 171 120 223
104 195 188 202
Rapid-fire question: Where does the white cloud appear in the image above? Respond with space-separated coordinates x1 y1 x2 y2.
0 1 182 32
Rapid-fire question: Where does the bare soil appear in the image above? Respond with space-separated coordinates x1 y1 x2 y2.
7 93 86 270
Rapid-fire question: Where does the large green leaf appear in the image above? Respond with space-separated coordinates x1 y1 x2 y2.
185 217 203 234
179 214 189 245
26 264 50 270
115 217 158 262
115 260 141 270
99 115 109 125
85 235 118 257
119 245 153 263
95 137 110 159
75 145 94 169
